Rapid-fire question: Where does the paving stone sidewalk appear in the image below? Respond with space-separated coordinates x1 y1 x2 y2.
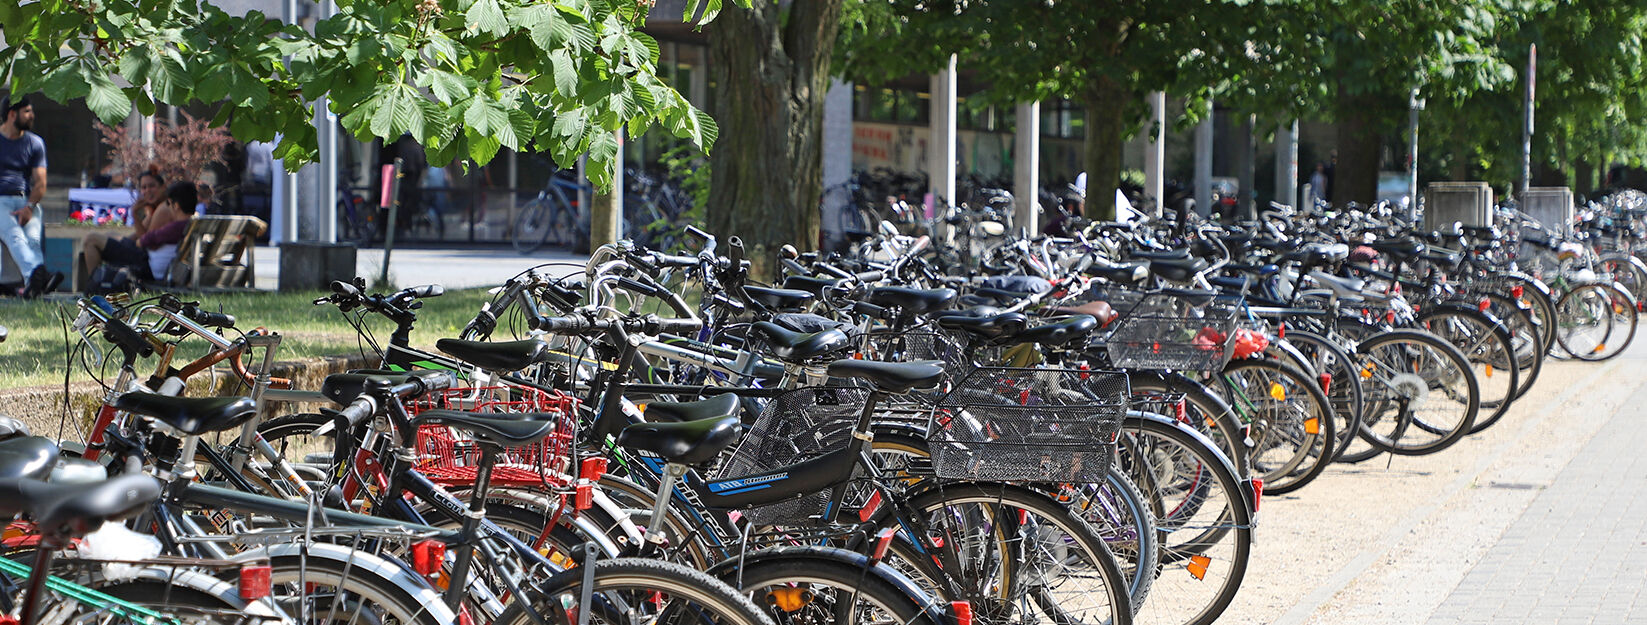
1427 383 1647 624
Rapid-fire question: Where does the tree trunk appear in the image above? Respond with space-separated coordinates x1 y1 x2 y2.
1333 89 1385 206
706 0 844 274
1082 76 1130 221
1575 159 1594 196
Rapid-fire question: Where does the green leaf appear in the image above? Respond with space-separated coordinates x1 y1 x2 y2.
552 108 586 139
148 48 195 104
85 71 132 123
550 49 577 95
419 69 475 104
465 0 507 38
466 130 502 164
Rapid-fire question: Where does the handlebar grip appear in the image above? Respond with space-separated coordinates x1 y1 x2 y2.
406 370 455 395
403 284 445 299
533 315 596 334
339 397 376 428
684 225 711 242
103 318 154 358
855 270 885 283
906 235 931 256
817 264 853 280
331 280 360 296
850 301 889 319
614 277 661 297
645 316 703 336
192 311 236 328
653 253 699 268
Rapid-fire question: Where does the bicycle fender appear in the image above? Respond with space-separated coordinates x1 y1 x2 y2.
706 545 950 625
231 541 459 625
1417 302 1514 338
126 566 285 620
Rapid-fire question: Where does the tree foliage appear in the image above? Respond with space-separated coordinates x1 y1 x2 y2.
0 0 722 187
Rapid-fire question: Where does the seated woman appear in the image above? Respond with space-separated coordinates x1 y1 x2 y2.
81 180 194 286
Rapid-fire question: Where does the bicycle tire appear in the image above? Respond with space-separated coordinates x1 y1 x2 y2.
1125 371 1253 480
878 481 1134 625
265 551 451 625
512 199 554 254
723 551 943 625
1477 290 1544 401
1555 282 1638 361
494 557 771 625
1217 357 1334 495
1353 329 1480 456
1277 329 1365 464
1113 414 1252 625
1413 306 1519 434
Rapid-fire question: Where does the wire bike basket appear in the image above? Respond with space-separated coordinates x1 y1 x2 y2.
1102 291 1241 371
405 385 579 488
927 368 1128 483
708 385 869 526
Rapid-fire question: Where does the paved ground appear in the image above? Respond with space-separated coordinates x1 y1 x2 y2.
250 244 586 290
1222 340 1647 624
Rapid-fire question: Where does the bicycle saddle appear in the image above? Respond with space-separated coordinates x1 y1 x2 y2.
643 393 741 424
1130 249 1192 261
322 370 447 406
435 338 551 372
826 359 945 394
743 285 815 311
1147 257 1210 282
113 393 258 436
1308 271 1392 303
1085 262 1149 284
781 276 842 299
1012 315 1099 348
1046 300 1119 327
0 474 161 544
748 321 851 362
413 410 560 448
771 312 849 334
1368 238 1426 258
617 416 741 465
0 436 59 480
866 287 958 316
933 311 1029 339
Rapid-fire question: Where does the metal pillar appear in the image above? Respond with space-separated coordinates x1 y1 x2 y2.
1408 88 1423 222
1520 43 1536 199
1237 114 1255 219
1194 100 1213 218
1144 92 1166 217
277 0 300 244
928 55 958 216
821 79 854 244
1013 101 1040 235
1276 120 1298 211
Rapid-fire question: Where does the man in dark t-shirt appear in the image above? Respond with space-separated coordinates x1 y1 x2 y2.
0 95 62 297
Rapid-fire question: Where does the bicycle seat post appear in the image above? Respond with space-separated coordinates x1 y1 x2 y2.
444 443 499 608
644 462 687 555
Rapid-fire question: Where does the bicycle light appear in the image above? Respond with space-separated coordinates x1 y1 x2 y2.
951 601 974 625
412 539 446 578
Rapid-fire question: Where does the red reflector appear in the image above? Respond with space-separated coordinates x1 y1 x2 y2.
1511 285 1524 299
458 607 475 625
1251 479 1264 512
859 490 882 523
1173 399 1186 421
1386 310 1396 323
1479 298 1491 312
412 539 446 577
951 601 973 625
1318 373 1332 394
580 457 608 482
1019 389 1030 405
239 564 271 600
871 527 897 563
1277 322 1286 339
575 484 594 510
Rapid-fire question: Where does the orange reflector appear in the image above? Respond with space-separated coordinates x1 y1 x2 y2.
767 587 810 612
1304 418 1319 435
1360 367 1373 378
1188 555 1211 580
239 564 271 600
1269 383 1286 402
1204 417 1216 429
1484 364 1494 378
635 403 647 413
1594 343 1607 353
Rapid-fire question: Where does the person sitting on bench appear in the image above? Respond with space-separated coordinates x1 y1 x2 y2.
81 180 194 287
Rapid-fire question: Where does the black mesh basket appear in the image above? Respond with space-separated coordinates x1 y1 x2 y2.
709 385 868 525
926 368 1128 483
1103 292 1241 371
859 328 977 371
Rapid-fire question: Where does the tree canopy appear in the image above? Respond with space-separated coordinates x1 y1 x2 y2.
0 0 722 187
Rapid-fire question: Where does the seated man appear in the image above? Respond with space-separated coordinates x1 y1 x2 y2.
81 181 194 286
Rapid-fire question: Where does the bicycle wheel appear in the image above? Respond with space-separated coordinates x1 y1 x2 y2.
1278 329 1365 463
512 199 554 254
1125 371 1253 480
265 551 451 625
494 557 770 625
1114 415 1252 625
1217 358 1334 495
1555 282 1638 361
1600 252 1647 308
725 550 942 625
880 481 1133 625
1414 307 1518 434
1353 329 1480 456
867 431 1158 609
1477 291 1544 400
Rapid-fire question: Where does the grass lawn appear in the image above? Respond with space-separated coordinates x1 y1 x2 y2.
0 288 496 389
